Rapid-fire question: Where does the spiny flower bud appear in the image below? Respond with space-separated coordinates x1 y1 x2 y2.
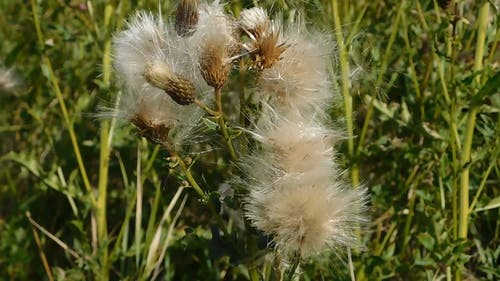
249 32 288 70
240 7 288 70
144 60 196 105
175 0 199 37
131 114 171 144
199 42 233 90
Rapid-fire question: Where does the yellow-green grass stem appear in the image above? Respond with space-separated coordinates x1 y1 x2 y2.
332 0 357 186
31 0 95 204
41 56 95 204
356 0 405 157
458 0 489 240
457 2 489 279
97 4 114 278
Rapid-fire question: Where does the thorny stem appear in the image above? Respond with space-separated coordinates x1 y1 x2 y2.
214 88 238 161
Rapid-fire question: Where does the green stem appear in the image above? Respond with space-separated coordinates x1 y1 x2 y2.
332 0 357 186
41 56 95 204
356 0 404 156
401 11 424 119
457 2 489 279
97 6 114 278
165 146 230 237
174 152 207 201
458 0 489 241
214 88 238 161
32 0 95 204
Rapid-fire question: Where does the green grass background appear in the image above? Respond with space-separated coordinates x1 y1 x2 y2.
0 0 499 280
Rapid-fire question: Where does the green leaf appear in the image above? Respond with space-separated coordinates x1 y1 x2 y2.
475 196 500 212
417 232 435 251
472 71 500 107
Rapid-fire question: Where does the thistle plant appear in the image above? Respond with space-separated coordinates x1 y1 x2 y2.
110 0 367 278
2 0 498 280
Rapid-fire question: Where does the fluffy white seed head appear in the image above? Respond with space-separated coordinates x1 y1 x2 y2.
113 12 168 92
191 1 237 89
239 109 365 256
240 7 269 33
248 108 342 181
246 181 366 256
259 25 335 112
111 11 208 148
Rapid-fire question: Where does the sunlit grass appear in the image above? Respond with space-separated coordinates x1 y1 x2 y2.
0 0 498 280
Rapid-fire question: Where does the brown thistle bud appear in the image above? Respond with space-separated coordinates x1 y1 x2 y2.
199 42 233 90
250 33 288 70
144 61 196 105
131 114 171 144
240 8 288 69
175 0 199 37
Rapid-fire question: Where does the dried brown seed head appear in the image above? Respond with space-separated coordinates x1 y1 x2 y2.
175 0 199 37
131 114 171 144
240 8 287 70
144 61 196 105
199 42 233 90
249 32 288 70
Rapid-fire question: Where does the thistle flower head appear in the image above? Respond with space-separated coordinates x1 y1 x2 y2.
144 60 196 105
240 7 288 70
249 108 341 180
193 1 237 89
111 11 206 147
259 24 335 112
239 7 269 35
175 0 199 37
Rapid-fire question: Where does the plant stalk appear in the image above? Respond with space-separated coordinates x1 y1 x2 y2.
332 0 357 186
214 88 238 161
457 2 489 279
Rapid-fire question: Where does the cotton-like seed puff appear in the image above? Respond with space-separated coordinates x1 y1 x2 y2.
259 24 335 113
193 1 237 89
111 11 205 147
240 110 366 256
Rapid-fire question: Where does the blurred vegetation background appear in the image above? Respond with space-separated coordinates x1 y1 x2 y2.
0 0 499 280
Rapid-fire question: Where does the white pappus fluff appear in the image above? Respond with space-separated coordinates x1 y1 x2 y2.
241 110 367 257
239 7 269 32
259 24 335 113
111 11 209 147
187 1 237 65
236 7 367 259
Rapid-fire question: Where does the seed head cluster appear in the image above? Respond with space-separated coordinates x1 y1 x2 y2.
111 0 367 260
237 9 367 257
